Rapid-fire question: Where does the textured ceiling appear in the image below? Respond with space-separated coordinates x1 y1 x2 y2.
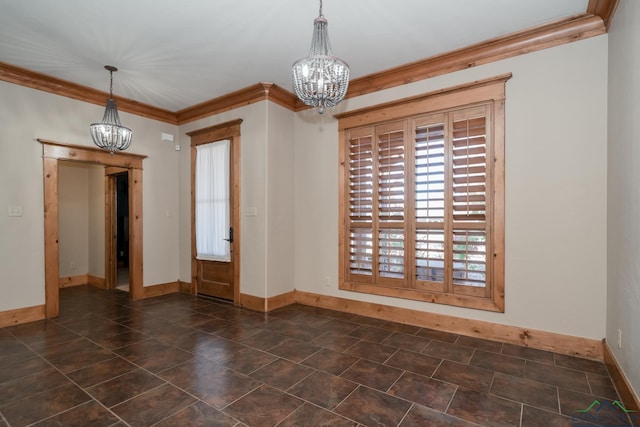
0 0 590 111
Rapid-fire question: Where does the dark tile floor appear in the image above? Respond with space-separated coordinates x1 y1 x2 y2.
0 286 635 427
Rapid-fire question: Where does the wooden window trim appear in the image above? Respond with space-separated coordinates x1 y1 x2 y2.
337 75 509 312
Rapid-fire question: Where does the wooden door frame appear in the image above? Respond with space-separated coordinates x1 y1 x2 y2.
39 139 146 318
187 119 242 304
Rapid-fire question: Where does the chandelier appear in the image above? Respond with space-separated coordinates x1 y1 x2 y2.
90 65 132 153
291 0 349 114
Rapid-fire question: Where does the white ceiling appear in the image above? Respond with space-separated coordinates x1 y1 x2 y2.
0 0 589 112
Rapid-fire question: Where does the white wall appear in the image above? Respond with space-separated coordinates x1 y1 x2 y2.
0 81 180 312
294 35 609 339
607 0 640 399
58 162 90 278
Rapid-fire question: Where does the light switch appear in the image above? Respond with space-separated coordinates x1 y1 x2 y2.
8 206 23 217
245 207 257 217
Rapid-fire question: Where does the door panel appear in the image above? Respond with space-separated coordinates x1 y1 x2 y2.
198 259 233 300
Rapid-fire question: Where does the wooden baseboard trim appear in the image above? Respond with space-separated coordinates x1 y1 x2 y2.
178 280 192 294
0 305 45 328
143 281 179 299
603 339 640 411
88 275 107 290
294 291 603 360
58 274 88 288
239 291 296 312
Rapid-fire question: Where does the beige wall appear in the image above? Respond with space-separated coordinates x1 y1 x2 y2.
294 35 608 340
0 81 180 312
58 161 90 278
607 0 640 398
178 101 296 298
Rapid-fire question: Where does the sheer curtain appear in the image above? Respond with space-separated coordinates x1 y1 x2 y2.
195 139 230 262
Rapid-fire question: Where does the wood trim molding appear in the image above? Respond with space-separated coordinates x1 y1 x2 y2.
142 281 179 299
294 291 603 360
588 0 620 30
0 305 45 328
38 139 147 169
88 275 107 289
178 280 191 294
58 275 88 288
2 12 611 122
239 291 296 312
603 339 640 412
0 62 177 124
177 83 294 125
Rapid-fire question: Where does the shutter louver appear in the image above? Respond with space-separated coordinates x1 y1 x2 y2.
348 132 374 279
377 127 405 282
452 117 487 222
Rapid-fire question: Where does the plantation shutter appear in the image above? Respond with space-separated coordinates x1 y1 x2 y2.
450 106 490 297
347 127 374 282
376 122 407 286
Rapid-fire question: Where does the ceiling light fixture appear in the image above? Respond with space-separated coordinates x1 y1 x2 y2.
90 65 132 153
291 0 349 114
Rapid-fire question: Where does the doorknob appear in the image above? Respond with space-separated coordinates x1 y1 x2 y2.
223 227 234 243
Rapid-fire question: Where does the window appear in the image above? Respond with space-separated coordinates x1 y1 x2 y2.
338 74 509 311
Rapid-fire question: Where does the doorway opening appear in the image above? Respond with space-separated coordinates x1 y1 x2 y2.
39 139 146 318
115 172 129 292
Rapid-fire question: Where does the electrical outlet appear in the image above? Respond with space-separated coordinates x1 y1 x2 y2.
322 276 330 287
618 329 622 349
70 262 76 270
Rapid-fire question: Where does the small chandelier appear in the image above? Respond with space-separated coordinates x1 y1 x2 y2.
291 0 349 113
90 65 132 153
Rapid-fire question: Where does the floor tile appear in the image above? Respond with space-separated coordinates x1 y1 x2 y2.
221 346 277 374
268 339 321 363
175 332 244 362
30 400 121 427
114 339 193 373
215 324 263 341
382 332 431 353
386 349 442 377
311 332 360 352
335 385 411 426
433 360 494 392
277 402 357 427
469 350 526 377
416 327 460 343
341 359 403 391
348 325 392 343
157 357 224 390
187 368 261 408
250 358 313 390
66 356 138 388
302 348 359 375
447 387 522 427
423 340 475 364
558 387 622 419
9 320 79 351
86 368 165 408
111 383 196 426
41 337 114 373
0 339 39 368
388 371 457 411
0 383 91 427
239 330 291 351
318 319 360 335
554 353 610 376
400 404 482 427
91 329 148 350
0 355 51 384
288 370 358 410
502 343 555 364
343 340 397 363
455 336 504 354
521 405 574 427
0 369 69 405
153 401 238 427
223 385 303 426
490 371 559 412
525 360 590 393
587 372 620 400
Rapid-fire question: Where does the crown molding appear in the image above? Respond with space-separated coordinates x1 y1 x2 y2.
0 10 611 123
176 82 298 125
0 62 177 124
588 0 620 29
345 13 605 100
